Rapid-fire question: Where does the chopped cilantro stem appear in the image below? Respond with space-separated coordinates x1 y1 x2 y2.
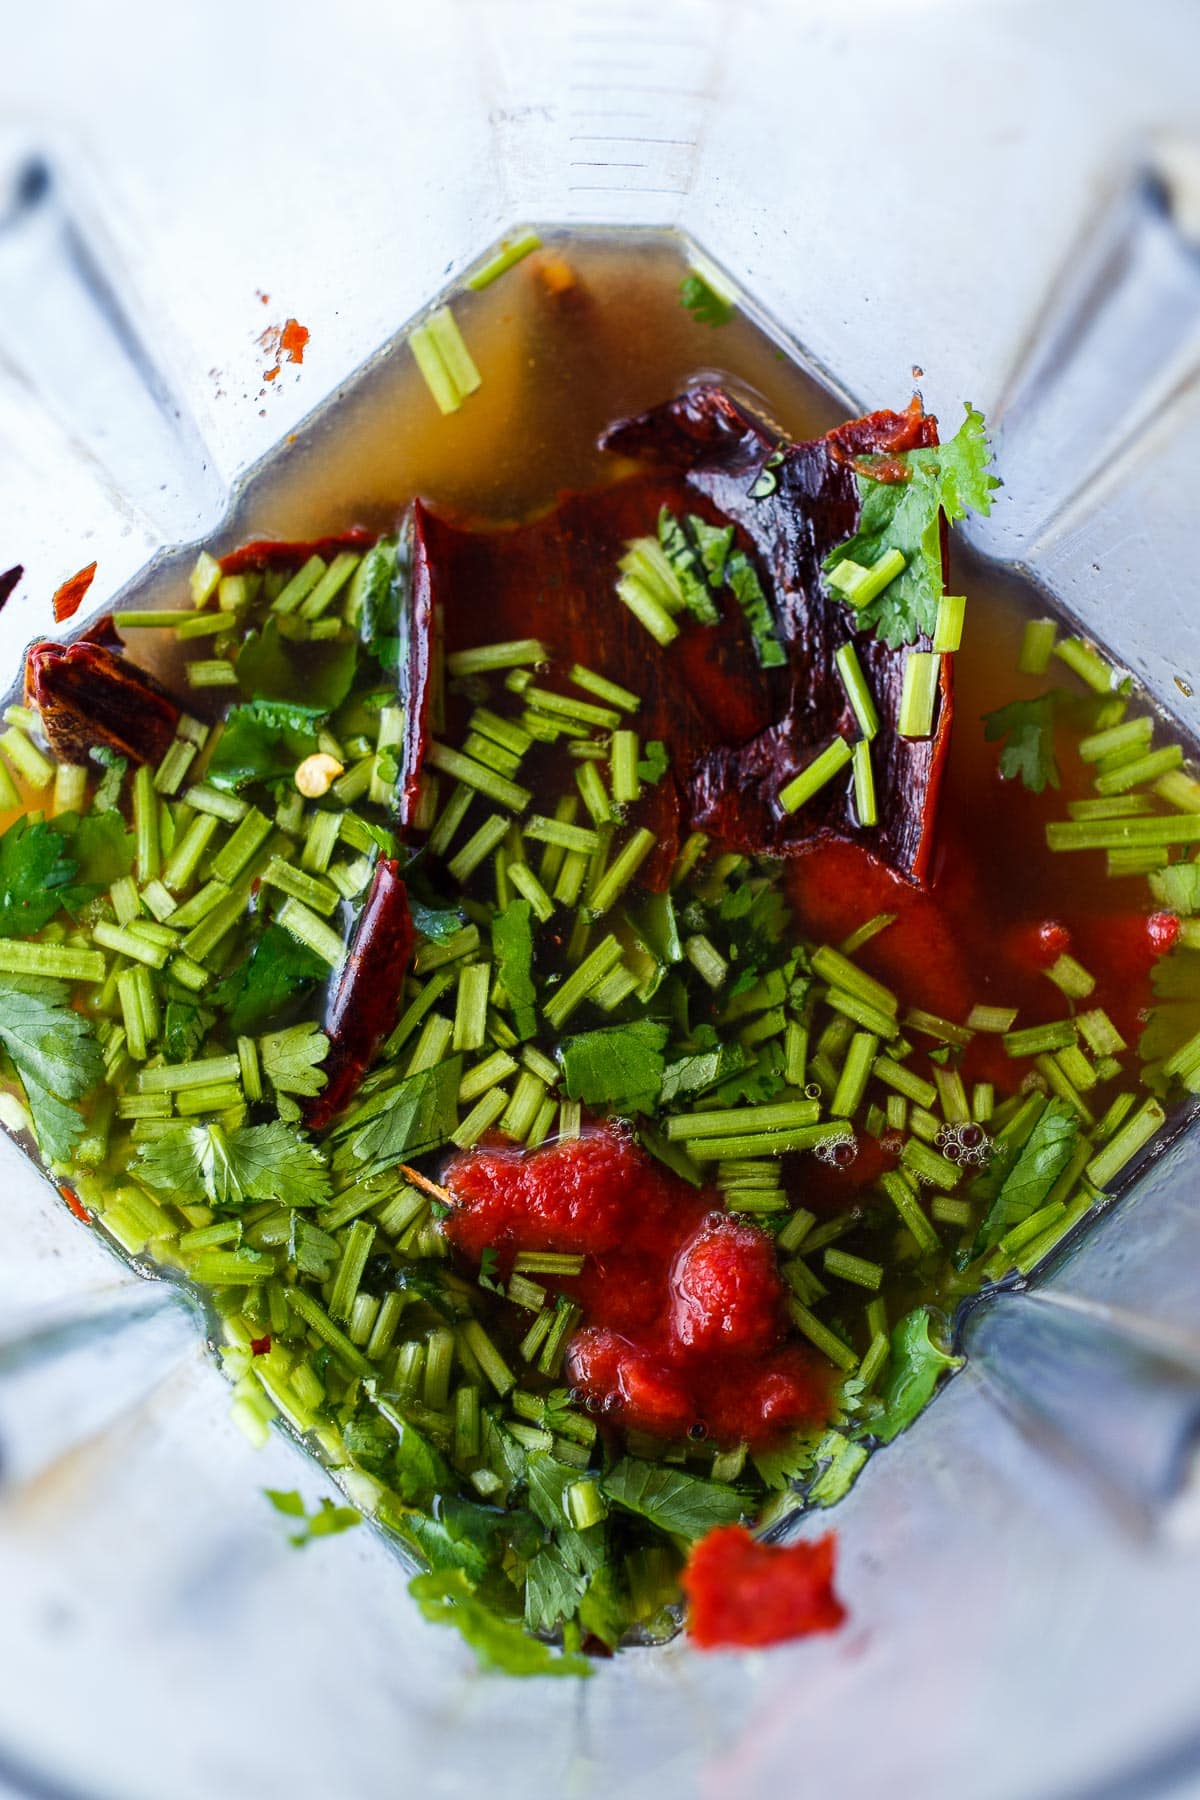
587 828 655 917
568 665 639 712
824 1247 883 1291
449 814 510 884
450 1087 508 1147
610 730 641 806
831 1031 878 1118
904 1007 974 1047
1045 953 1095 999
1155 769 1200 813
132 764 160 881
664 1099 820 1141
526 687 621 732
932 594 966 654
286 1286 374 1378
834 642 880 740
1 726 54 788
615 572 680 646
684 932 728 991
1054 636 1116 694
275 898 345 968
900 1138 962 1193
852 740 877 828
898 651 939 738
685 1123 844 1161
1085 1097 1164 1188
467 231 542 290
880 1169 940 1251
1018 619 1057 675
507 860 554 922
812 946 897 1016
447 639 546 677
787 1299 858 1372
965 1003 1018 1033
1004 1016 1080 1057
1078 716 1152 764
427 743 531 813
1093 745 1183 797
1043 813 1200 853
1066 795 1155 820
524 815 599 855
778 736 853 814
0 940 106 981
826 987 899 1039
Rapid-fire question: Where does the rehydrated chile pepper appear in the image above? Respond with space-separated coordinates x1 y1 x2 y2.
304 856 415 1131
25 639 182 767
411 384 952 888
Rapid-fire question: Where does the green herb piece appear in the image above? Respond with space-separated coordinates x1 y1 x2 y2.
207 700 324 792
214 924 328 1036
410 306 482 415
265 1487 361 1548
602 1458 743 1539
492 898 537 1040
409 1569 591 1678
679 267 735 328
446 639 546 678
873 1308 962 1442
1018 619 1057 675
835 642 880 740
779 737 853 814
0 817 78 937
0 976 104 1162
467 230 542 290
1054 636 1116 695
342 1056 461 1176
823 404 998 647
559 1019 668 1110
655 511 721 625
137 1120 330 1209
260 1022 329 1100
898 651 940 738
1047 814 1200 851
1085 1097 1164 1189
978 1098 1078 1247
932 593 966 653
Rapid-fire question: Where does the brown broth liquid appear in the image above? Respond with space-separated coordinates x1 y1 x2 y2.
30 232 1178 1335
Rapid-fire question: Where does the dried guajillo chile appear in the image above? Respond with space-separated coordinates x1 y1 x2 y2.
25 638 182 766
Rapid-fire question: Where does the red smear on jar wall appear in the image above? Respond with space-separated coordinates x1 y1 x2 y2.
683 1525 846 1648
280 318 309 363
52 562 97 624
441 1125 830 1449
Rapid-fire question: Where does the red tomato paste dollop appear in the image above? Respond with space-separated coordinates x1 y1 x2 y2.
683 1525 846 1648
441 1125 828 1449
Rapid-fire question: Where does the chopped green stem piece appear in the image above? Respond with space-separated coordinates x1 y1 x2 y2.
1003 1019 1077 1057
1093 744 1183 797
965 1003 1018 1033
467 231 542 289
588 827 655 917
1048 812 1200 851
1155 769 1200 814
851 739 877 828
778 736 853 814
1078 715 1153 764
286 1287 374 1378
823 1247 883 1290
1054 636 1116 694
449 814 510 885
427 743 531 813
1018 619 1057 675
665 1099 820 1142
523 814 599 855
275 898 345 967
834 642 880 740
898 651 939 738
932 593 966 654
831 1031 878 1119
1086 1098 1164 1188
447 639 547 677
899 1137 962 1192
787 1299 858 1372
1045 952 1095 999
684 933 728 991
881 1168 941 1249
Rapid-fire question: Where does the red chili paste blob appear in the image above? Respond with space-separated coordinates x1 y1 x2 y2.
441 1126 829 1448
682 1524 846 1648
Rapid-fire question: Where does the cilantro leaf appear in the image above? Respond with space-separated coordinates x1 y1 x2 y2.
52 811 135 908
409 897 466 942
162 1000 212 1064
265 1488 360 1548
636 739 669 785
206 700 325 793
214 922 328 1035
982 692 1063 794
0 817 78 937
260 1021 329 1098
492 898 537 1040
824 404 998 647
1150 863 1200 915
558 1019 668 1110
341 1056 461 1176
679 271 734 328
656 509 720 624
136 1120 331 1209
873 1307 962 1443
90 746 127 812
356 536 408 674
602 1457 744 1539
726 550 787 668
525 1549 587 1634
978 1098 1079 1246
408 1568 592 1677
0 976 103 1162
